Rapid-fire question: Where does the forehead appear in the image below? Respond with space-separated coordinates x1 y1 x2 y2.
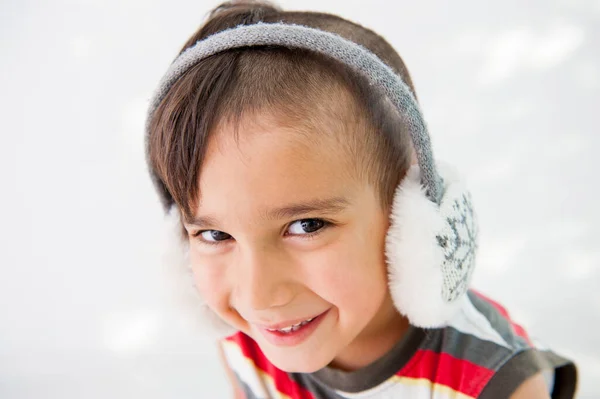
195 114 358 219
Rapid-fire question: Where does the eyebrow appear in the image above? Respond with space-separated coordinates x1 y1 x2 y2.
184 196 351 227
263 196 351 221
183 214 220 228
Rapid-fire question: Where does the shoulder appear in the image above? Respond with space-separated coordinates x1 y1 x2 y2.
423 289 578 399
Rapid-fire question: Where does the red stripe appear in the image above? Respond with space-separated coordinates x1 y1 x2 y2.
397 349 495 397
226 333 316 399
471 290 532 345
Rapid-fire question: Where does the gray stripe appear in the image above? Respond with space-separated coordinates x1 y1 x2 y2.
308 325 426 393
290 373 348 399
420 325 513 370
467 290 531 351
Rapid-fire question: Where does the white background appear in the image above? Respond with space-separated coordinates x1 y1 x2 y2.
1 0 599 397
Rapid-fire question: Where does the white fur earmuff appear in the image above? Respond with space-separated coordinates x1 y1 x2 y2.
386 163 478 328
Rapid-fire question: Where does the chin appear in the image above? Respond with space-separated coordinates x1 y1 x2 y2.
263 347 333 373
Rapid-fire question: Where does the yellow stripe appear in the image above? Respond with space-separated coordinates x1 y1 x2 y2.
389 375 476 399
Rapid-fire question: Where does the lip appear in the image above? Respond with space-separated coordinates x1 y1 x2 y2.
256 309 330 347
258 312 324 331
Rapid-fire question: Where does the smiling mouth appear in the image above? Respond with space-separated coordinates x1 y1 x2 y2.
257 309 330 347
265 316 317 334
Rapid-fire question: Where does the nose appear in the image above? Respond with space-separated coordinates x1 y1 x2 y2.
232 244 296 312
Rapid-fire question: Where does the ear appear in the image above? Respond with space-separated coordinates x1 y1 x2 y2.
385 163 478 327
161 206 236 339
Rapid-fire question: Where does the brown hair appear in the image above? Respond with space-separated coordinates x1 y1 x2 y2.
148 1 417 219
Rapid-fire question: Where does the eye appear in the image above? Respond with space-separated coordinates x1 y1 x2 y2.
198 230 231 243
286 219 326 235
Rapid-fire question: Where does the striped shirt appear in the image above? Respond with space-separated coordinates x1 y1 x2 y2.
221 290 577 398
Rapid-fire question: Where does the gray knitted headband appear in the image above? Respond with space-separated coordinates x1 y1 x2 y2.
146 22 444 207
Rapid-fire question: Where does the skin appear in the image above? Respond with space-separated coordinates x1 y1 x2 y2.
511 373 552 399
182 112 552 397
183 113 408 373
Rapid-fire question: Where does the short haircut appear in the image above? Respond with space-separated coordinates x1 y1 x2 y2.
148 1 416 218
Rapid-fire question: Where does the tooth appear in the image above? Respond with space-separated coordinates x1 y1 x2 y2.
271 316 317 333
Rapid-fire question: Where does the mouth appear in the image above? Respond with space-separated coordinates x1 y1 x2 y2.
265 316 318 333
257 309 330 347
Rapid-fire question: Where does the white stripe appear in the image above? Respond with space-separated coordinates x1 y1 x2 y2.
335 377 474 399
221 340 270 398
447 296 510 348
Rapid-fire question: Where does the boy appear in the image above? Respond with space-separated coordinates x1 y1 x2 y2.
145 1 578 398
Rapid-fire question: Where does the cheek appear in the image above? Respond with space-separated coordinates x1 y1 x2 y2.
304 229 388 311
189 251 230 309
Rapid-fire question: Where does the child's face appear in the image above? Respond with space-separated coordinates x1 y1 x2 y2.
183 114 402 372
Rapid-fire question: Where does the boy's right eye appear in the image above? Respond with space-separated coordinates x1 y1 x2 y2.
197 230 232 243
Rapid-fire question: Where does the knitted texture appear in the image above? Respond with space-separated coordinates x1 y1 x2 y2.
438 191 478 302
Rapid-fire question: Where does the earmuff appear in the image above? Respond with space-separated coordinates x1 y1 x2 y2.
146 23 478 335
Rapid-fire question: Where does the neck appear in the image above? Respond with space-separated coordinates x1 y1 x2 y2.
329 294 410 371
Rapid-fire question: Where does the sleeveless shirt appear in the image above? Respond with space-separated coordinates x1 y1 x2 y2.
220 290 578 398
